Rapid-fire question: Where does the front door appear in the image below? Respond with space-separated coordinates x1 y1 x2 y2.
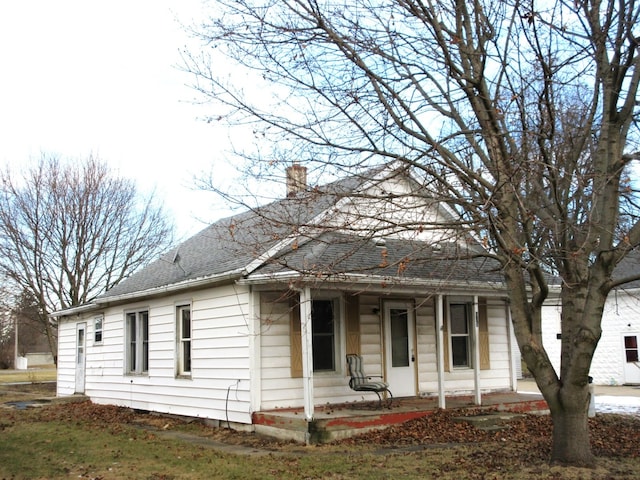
384 302 416 397
75 323 86 394
623 334 640 385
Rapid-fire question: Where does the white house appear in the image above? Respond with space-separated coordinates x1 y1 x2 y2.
53 164 520 430
540 254 640 385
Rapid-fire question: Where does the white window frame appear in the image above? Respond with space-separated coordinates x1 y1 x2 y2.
125 310 149 375
94 315 104 344
448 301 472 369
176 304 192 377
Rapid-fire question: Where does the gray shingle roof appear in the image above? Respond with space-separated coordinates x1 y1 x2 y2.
100 171 365 298
101 165 506 299
613 249 640 289
251 231 504 284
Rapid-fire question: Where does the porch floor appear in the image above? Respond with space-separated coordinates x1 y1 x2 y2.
252 390 548 444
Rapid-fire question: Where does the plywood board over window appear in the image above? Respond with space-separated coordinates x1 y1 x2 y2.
478 298 490 370
290 296 303 378
344 293 361 356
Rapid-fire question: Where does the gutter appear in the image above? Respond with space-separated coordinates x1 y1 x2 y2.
239 271 508 296
51 268 247 318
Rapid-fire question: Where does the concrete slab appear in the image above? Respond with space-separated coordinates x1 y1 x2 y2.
253 390 548 444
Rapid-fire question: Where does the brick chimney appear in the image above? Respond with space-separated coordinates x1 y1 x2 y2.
286 164 307 197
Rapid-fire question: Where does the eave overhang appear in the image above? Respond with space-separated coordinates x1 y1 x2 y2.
51 268 247 319
239 271 508 297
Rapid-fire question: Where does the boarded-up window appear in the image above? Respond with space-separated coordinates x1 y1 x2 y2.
290 297 303 378
344 293 361 356
478 298 490 370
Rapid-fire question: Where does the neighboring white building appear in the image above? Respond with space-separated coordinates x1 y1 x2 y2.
540 256 640 386
53 164 519 430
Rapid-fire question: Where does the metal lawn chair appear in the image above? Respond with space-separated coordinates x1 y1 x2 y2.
346 353 393 408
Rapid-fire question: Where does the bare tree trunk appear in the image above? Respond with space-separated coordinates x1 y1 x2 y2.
548 386 593 466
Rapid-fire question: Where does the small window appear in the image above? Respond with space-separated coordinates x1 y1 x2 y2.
94 316 103 344
311 300 336 372
125 310 149 375
449 303 471 368
624 336 639 363
176 305 192 376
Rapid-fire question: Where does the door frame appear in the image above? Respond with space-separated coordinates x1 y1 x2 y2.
383 301 417 397
75 322 86 394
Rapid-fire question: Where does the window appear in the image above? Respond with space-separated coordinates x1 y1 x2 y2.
449 303 471 368
94 315 103 344
624 336 639 363
126 310 149 374
176 305 192 376
390 308 410 367
311 299 335 372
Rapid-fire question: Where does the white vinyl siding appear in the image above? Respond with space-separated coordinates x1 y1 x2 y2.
58 286 514 419
57 285 252 425
541 288 640 385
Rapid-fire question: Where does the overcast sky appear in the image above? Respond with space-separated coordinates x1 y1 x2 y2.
0 1 234 238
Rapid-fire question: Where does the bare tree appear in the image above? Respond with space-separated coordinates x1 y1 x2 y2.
0 281 16 369
0 155 175 362
184 0 640 466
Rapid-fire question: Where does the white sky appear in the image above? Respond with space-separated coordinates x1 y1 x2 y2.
0 0 233 238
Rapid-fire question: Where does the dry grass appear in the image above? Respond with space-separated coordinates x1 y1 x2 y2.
0 366 57 384
1 382 639 479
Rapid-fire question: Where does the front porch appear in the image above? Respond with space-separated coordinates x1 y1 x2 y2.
252 390 548 444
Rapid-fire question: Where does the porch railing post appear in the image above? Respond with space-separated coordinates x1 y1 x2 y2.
473 296 482 405
436 294 446 409
299 286 314 423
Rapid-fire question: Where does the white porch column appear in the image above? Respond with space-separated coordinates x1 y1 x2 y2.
248 286 261 415
299 286 314 422
436 294 446 409
473 296 482 405
506 302 518 391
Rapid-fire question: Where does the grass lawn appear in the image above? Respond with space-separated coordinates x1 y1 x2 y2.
0 398 638 480
0 366 57 384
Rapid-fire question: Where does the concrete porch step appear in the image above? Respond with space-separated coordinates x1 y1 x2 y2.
452 412 526 432
253 394 547 444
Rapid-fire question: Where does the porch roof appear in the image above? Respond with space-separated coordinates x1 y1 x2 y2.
249 231 505 286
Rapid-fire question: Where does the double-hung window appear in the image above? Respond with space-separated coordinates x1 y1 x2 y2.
176 305 192 376
94 315 103 344
449 303 471 368
126 310 149 374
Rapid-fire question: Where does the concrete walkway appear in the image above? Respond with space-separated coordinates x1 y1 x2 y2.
517 378 640 397
518 378 640 417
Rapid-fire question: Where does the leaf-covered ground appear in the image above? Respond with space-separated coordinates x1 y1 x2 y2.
13 400 640 460
337 408 640 459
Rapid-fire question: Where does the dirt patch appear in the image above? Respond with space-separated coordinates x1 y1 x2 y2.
0 382 56 404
